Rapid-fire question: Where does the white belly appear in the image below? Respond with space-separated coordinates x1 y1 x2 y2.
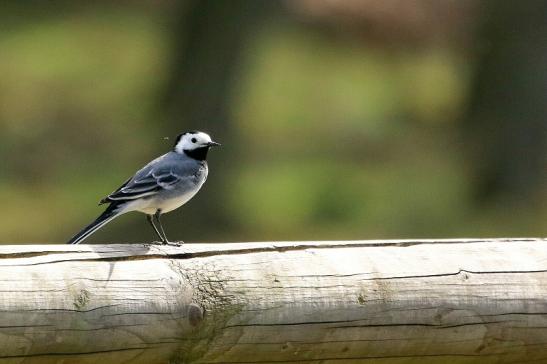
121 185 202 215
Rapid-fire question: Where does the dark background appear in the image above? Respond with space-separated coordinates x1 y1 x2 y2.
1 0 545 244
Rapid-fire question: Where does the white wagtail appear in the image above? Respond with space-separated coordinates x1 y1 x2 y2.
67 131 220 245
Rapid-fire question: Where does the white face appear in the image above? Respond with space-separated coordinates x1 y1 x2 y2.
174 131 214 153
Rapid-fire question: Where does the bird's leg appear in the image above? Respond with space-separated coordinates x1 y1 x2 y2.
154 210 169 244
146 215 164 243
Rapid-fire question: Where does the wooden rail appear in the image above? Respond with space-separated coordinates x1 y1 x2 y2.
0 238 546 363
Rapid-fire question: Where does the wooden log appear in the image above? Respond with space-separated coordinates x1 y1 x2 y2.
0 238 546 363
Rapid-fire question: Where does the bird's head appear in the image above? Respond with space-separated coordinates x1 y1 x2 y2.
174 131 221 160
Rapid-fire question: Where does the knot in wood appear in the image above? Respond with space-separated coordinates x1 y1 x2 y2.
187 303 204 327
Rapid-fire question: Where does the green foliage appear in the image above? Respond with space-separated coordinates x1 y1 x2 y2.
0 6 544 243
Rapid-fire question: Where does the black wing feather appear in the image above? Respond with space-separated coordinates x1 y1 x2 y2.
100 168 182 204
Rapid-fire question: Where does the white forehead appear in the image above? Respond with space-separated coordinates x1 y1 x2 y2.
187 132 212 142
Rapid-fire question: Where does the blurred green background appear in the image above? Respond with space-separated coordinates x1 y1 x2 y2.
0 0 545 244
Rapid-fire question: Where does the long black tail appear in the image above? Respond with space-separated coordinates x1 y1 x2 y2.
67 204 122 245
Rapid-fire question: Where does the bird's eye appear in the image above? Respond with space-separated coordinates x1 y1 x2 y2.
191 138 197 143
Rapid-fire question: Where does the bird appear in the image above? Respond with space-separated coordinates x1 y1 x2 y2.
67 131 220 245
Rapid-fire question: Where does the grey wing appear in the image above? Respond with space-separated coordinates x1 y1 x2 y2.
101 157 195 204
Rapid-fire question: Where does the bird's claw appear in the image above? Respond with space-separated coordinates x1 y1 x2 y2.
164 241 184 247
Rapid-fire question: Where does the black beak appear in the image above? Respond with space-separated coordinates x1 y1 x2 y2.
206 141 221 147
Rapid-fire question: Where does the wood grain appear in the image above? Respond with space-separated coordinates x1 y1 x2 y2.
0 238 546 363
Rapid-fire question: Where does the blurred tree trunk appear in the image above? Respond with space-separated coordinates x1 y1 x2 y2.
464 0 547 204
163 0 274 136
157 0 281 239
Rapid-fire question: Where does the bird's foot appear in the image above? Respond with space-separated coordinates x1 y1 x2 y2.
164 241 184 247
